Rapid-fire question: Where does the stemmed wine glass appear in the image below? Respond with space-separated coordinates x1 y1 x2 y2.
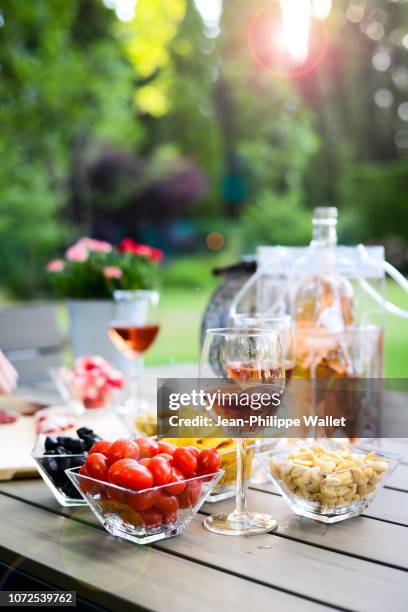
199 328 285 536
231 314 295 464
231 314 295 381
109 290 160 413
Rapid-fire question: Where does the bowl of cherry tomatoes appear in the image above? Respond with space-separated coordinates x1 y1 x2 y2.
66 437 224 544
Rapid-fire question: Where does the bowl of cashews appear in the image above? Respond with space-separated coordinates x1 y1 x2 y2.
260 442 403 523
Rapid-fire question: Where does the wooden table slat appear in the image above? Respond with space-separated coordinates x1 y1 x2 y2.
206 488 408 569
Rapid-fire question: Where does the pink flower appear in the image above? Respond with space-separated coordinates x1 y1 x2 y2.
103 266 123 280
78 237 112 253
66 243 89 262
46 259 65 272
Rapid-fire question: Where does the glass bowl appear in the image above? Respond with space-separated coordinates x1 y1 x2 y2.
66 467 224 544
258 441 402 523
32 435 87 507
50 367 124 413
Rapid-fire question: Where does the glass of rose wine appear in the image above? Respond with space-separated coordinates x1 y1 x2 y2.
231 314 295 382
231 314 295 469
199 328 285 536
109 290 160 413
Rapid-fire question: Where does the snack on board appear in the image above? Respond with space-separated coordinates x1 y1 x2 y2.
270 443 389 510
35 408 76 434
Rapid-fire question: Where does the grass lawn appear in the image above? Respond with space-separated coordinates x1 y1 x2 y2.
146 281 408 377
384 281 408 377
145 288 211 367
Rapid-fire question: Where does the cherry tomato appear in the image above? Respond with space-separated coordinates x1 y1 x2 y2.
107 439 140 465
173 447 197 476
107 458 135 485
155 493 179 519
109 459 153 491
88 440 112 457
157 441 176 456
178 479 202 509
149 456 172 486
165 467 186 496
134 437 159 458
78 464 96 495
156 452 174 464
79 464 104 496
197 448 221 475
140 508 162 528
85 453 108 481
162 512 177 524
185 445 200 459
126 489 158 511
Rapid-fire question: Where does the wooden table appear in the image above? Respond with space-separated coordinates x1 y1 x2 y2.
1 367 408 612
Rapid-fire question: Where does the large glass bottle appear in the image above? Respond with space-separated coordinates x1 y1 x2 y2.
291 207 355 378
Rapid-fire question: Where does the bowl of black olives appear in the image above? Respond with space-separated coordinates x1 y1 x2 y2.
32 427 102 506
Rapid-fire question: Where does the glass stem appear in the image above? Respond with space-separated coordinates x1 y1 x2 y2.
129 356 142 409
234 439 248 518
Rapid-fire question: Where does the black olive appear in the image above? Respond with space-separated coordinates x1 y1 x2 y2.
44 436 59 451
76 427 94 440
85 436 102 451
55 446 68 455
42 456 58 477
69 454 87 469
60 481 81 499
42 457 65 486
64 438 86 454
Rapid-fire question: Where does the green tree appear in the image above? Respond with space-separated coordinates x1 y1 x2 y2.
0 0 140 297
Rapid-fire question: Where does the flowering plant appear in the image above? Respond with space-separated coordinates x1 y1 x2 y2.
47 237 163 299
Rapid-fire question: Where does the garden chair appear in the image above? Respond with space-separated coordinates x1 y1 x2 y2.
0 304 65 384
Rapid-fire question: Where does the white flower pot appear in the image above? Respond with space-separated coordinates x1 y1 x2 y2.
67 300 129 372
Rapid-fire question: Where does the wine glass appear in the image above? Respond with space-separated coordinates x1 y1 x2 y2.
231 314 295 381
109 290 159 414
231 314 295 464
199 328 285 536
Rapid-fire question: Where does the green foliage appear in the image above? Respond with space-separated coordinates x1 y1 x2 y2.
240 191 311 249
219 0 319 198
0 157 67 298
0 0 140 297
1 0 407 302
49 250 160 299
340 161 408 242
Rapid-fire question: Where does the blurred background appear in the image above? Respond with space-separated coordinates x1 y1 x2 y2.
0 0 407 374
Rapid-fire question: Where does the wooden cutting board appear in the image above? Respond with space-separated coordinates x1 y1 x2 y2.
0 397 130 480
